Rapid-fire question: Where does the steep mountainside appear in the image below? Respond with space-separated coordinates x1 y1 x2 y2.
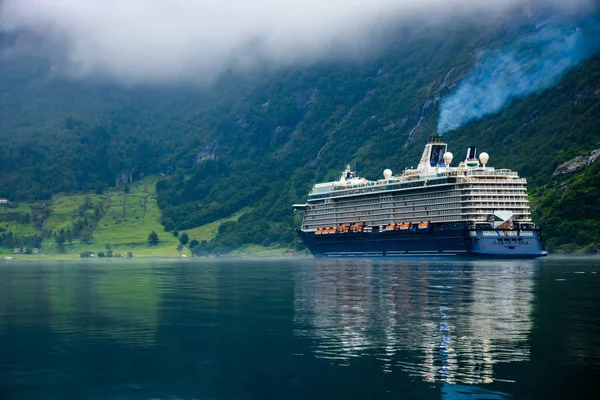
1 10 600 254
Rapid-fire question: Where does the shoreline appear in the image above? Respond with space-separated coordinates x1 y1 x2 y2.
2 253 600 262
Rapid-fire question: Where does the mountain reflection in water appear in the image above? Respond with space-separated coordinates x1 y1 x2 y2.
0 259 598 399
294 260 533 384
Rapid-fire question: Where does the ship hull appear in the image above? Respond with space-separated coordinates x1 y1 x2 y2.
297 224 548 259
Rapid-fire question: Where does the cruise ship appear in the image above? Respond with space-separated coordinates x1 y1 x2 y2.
292 136 547 258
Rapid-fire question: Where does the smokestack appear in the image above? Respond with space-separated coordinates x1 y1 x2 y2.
466 146 477 161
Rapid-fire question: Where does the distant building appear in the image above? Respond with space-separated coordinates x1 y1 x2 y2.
12 248 20 253
32 248 40 254
0 198 8 204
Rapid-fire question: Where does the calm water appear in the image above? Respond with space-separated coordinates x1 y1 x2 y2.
0 258 599 399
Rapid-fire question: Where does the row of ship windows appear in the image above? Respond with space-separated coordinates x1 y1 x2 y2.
307 203 530 217
318 191 527 209
315 197 529 213
306 211 531 225
307 212 527 225
305 214 532 228
323 185 472 201
331 190 463 205
466 184 525 189
327 197 463 211
308 183 527 201
316 195 527 208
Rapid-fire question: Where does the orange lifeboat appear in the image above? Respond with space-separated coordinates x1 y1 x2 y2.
384 224 395 232
418 221 430 229
399 223 410 230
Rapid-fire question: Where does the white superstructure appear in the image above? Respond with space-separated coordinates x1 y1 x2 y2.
297 136 532 232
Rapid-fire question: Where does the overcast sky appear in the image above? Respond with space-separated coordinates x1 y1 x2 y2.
0 0 594 84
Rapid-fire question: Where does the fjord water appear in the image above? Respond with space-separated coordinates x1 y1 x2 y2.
0 259 598 399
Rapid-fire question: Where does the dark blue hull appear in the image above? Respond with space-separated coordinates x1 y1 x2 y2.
297 224 548 259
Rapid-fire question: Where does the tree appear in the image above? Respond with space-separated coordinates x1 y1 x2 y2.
189 239 199 249
55 232 66 246
177 243 184 252
106 249 113 258
163 218 176 232
65 229 73 244
81 231 93 244
97 251 105 257
179 232 189 246
127 252 133 258
21 212 30 224
148 231 159 245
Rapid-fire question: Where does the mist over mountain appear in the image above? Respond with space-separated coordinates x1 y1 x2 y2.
0 0 594 84
1 0 600 254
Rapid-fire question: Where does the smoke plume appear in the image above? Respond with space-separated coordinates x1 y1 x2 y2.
0 0 592 85
437 16 600 135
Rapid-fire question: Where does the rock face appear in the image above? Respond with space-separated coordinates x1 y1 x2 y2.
552 149 600 179
588 149 600 166
195 143 219 164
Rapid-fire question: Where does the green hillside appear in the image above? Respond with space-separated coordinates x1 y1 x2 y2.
1 176 186 257
1 10 600 255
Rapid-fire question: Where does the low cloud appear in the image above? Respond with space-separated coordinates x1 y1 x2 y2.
0 0 594 84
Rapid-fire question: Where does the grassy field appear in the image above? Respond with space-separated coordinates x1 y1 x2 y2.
43 195 102 231
181 207 250 244
46 177 187 257
0 201 39 236
1 176 282 258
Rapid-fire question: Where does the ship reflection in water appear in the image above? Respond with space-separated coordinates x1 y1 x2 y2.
293 260 534 385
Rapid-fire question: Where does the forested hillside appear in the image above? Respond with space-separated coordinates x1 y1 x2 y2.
1 7 599 254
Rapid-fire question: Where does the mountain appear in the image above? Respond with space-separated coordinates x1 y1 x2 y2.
1 8 600 254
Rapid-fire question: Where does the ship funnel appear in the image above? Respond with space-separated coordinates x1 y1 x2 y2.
465 146 479 168
465 146 477 161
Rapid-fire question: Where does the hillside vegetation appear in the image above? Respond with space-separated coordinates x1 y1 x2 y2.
1 9 600 254
1 177 189 257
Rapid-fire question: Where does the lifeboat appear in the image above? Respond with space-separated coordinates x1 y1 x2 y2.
350 225 362 233
418 221 430 229
399 223 410 230
315 228 323 235
363 225 373 233
384 224 395 232
339 225 350 233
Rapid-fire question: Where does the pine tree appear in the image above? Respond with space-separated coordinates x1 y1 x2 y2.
148 231 159 245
